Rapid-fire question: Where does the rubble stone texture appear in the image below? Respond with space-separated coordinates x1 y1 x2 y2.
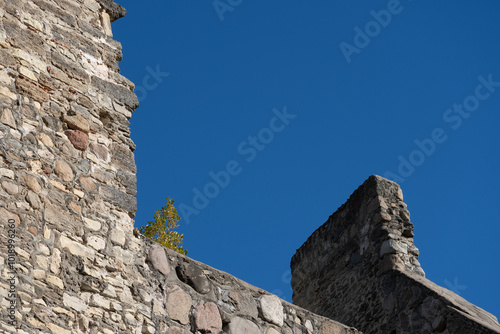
0 0 498 334
0 0 360 333
291 175 500 334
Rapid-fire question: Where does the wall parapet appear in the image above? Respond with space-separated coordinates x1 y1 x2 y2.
0 0 359 332
0 1 498 333
291 175 500 334
96 0 127 22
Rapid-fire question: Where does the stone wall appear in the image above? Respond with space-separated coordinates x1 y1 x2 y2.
0 0 360 333
291 175 500 334
1 1 498 333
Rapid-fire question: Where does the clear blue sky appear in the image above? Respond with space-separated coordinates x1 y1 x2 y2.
114 0 500 318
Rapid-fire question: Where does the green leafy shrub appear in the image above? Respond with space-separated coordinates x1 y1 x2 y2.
140 197 187 255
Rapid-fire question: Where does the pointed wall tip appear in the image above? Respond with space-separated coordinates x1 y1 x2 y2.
96 0 127 22
341 174 403 206
291 175 500 333
369 174 396 183
367 174 404 200
367 174 401 186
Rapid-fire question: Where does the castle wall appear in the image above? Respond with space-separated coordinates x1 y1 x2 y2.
0 1 360 333
291 175 500 334
1 1 499 333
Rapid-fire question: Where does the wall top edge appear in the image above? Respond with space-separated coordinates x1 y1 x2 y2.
96 0 127 21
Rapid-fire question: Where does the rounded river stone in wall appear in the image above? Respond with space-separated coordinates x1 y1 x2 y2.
176 262 211 294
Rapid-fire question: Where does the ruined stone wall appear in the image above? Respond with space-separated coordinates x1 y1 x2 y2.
0 0 361 333
1 1 498 333
291 175 500 334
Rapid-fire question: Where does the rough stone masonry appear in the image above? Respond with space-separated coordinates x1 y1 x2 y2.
0 0 358 333
0 0 498 333
291 175 500 334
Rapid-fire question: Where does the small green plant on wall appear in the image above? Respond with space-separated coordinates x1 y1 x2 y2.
140 197 187 255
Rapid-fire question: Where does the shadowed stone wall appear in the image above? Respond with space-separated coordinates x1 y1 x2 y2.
1 1 498 333
0 0 360 333
291 175 500 334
